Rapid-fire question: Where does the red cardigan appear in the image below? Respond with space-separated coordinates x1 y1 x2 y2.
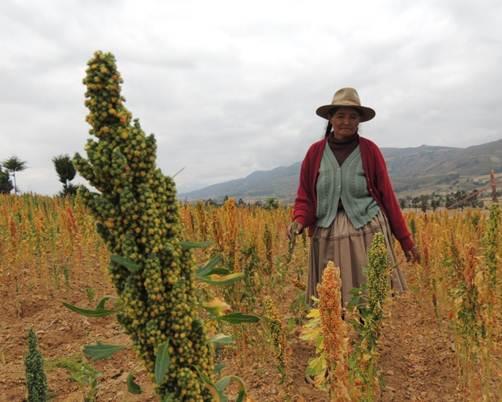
293 135 414 252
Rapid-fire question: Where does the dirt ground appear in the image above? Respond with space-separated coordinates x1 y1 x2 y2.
0 263 468 402
378 287 464 401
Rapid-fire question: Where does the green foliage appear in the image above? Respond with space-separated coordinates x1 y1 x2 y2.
213 376 246 402
209 334 234 346
198 272 245 286
483 204 500 286
154 341 171 385
85 287 96 303
110 254 141 273
53 154 77 184
409 217 416 240
181 240 213 250
300 307 328 389
127 373 142 394
263 224 273 274
240 243 261 307
263 296 287 382
48 356 100 402
53 154 77 196
264 197 279 210
25 328 48 402
365 233 390 330
442 236 485 345
288 289 309 325
217 312 260 324
196 369 247 402
445 190 484 209
347 233 391 400
400 189 486 210
2 155 27 172
83 343 125 361
0 166 13 193
62 296 115 317
2 155 27 194
348 233 391 337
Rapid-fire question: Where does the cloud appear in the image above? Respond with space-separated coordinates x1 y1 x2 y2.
1 0 501 195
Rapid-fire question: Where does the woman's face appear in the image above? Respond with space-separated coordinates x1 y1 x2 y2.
330 107 360 139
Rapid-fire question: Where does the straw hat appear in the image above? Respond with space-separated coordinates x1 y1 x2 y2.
316 87 375 122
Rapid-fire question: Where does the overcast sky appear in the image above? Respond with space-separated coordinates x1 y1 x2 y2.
1 0 502 195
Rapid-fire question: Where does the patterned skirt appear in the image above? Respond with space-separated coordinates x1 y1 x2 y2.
307 209 407 307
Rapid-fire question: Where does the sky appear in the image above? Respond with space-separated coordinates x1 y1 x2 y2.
1 0 502 195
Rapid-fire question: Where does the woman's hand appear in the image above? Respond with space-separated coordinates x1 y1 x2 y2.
405 245 420 264
287 221 304 241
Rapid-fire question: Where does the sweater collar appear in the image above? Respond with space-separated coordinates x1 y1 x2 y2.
328 132 359 146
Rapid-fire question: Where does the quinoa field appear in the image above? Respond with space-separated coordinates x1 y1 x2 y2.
1 193 501 401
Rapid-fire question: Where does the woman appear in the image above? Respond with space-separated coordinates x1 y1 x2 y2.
288 87 420 306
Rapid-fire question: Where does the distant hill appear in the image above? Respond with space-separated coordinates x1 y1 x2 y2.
180 138 502 202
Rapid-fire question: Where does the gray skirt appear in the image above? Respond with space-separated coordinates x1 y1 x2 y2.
307 209 407 307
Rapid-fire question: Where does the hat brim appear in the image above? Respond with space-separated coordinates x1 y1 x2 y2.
316 104 376 122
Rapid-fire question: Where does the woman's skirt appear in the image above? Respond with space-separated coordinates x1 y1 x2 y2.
307 209 407 307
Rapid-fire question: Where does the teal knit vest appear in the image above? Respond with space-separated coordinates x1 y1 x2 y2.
316 145 380 229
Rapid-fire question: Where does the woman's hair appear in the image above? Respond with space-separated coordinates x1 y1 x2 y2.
324 122 333 138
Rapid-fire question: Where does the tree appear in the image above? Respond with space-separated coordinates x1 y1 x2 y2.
431 192 443 210
411 196 421 210
0 165 13 194
2 156 27 194
419 194 429 212
264 197 279 210
52 154 77 196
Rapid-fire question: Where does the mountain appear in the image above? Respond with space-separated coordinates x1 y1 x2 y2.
180 139 502 202
180 163 301 201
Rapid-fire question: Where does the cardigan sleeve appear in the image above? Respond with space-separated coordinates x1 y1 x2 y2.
293 147 314 227
372 145 414 252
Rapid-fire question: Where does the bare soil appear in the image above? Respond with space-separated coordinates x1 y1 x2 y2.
378 284 463 401
0 263 466 401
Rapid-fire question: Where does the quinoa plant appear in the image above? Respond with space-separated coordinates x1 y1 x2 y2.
347 232 391 401
263 224 273 274
317 262 352 401
444 236 484 346
477 204 501 337
73 51 213 401
300 239 392 401
49 356 101 402
263 296 287 382
25 328 48 402
240 242 260 307
365 232 391 332
483 204 500 287
301 263 353 398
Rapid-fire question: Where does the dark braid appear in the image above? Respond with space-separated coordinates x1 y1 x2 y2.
324 122 332 138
